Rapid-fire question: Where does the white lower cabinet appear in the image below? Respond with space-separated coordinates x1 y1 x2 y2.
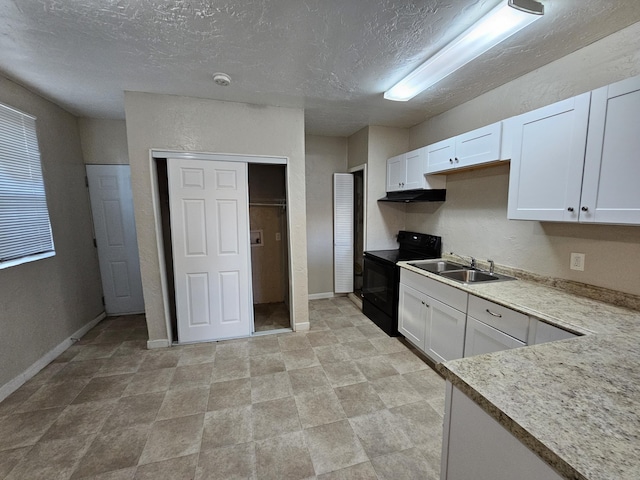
399 269 467 362
398 283 428 349
531 318 578 345
441 383 564 480
464 317 525 357
426 298 466 362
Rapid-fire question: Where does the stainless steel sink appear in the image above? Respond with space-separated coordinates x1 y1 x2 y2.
408 260 467 273
439 269 515 284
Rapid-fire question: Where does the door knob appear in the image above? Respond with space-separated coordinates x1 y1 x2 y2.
567 207 574 212
581 206 589 212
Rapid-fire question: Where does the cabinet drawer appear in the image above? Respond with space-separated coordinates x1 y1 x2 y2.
400 268 468 312
467 295 529 342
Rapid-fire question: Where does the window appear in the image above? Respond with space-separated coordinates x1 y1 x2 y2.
0 102 55 269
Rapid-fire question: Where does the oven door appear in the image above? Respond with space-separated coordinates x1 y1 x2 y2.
362 255 396 317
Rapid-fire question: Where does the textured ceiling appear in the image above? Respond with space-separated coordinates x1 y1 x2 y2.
1 0 639 136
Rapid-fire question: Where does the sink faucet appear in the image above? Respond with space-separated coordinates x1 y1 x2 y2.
487 259 495 275
449 252 476 269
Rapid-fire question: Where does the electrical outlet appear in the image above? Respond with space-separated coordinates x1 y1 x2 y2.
275 232 281 241
570 253 585 271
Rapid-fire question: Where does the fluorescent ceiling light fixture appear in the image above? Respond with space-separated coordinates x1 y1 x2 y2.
384 0 544 101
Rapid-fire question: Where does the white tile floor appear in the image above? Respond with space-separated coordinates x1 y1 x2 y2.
0 298 446 479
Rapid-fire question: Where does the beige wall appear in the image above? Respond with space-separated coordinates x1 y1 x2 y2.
406 22 640 296
124 92 309 342
0 76 103 389
347 127 368 170
365 126 409 251
78 118 129 164
305 135 348 295
250 206 287 303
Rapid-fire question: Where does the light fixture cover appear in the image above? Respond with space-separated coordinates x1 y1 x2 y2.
384 0 544 101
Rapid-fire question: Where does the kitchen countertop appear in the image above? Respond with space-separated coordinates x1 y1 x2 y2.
397 260 640 480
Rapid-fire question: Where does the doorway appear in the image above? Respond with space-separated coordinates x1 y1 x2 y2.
352 168 365 298
248 164 291 333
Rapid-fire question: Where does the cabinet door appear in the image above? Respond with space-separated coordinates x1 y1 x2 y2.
404 148 425 190
443 384 565 480
386 154 405 192
426 137 456 174
425 296 466 363
455 122 502 169
464 317 525 358
532 319 577 345
507 93 591 222
398 283 427 349
581 76 640 225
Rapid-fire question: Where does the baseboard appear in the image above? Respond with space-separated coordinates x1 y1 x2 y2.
147 339 171 349
0 311 107 403
294 321 310 332
308 292 335 300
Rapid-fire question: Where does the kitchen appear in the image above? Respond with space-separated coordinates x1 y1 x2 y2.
1 1 640 479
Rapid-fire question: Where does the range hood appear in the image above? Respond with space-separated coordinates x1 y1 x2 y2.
378 188 446 203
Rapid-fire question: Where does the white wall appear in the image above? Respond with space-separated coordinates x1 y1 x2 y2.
124 92 309 342
305 135 348 295
78 118 129 164
406 21 640 296
0 76 104 391
365 126 409 251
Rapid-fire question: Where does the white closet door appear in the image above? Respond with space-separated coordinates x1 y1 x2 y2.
334 173 354 293
86 165 145 315
168 159 252 343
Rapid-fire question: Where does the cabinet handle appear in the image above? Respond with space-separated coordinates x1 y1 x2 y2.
425 303 430 308
486 309 502 318
567 207 574 212
449 158 453 164
454 157 459 163
581 206 589 212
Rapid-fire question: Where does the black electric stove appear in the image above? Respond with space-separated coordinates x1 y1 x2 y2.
362 231 442 336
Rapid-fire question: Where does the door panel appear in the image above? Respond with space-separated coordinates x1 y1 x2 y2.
507 93 591 221
398 283 426 349
86 165 145 315
169 159 252 343
333 173 354 293
582 77 640 224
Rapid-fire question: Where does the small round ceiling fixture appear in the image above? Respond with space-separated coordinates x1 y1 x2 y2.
213 73 231 87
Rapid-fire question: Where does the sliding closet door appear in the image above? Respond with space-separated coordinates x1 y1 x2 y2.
168 158 252 342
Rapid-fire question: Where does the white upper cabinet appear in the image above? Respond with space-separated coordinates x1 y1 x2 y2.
385 148 446 192
426 122 503 174
581 76 640 225
386 153 405 192
507 93 591 222
404 149 425 190
508 75 640 225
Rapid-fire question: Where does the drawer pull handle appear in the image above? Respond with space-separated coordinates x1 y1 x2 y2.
486 309 502 318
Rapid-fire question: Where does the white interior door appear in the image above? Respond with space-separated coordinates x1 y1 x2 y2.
168 158 252 343
86 165 145 315
334 173 354 293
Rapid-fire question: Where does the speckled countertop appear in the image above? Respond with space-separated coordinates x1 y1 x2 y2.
397 260 640 480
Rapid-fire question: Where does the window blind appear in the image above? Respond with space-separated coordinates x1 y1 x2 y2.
0 102 55 265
